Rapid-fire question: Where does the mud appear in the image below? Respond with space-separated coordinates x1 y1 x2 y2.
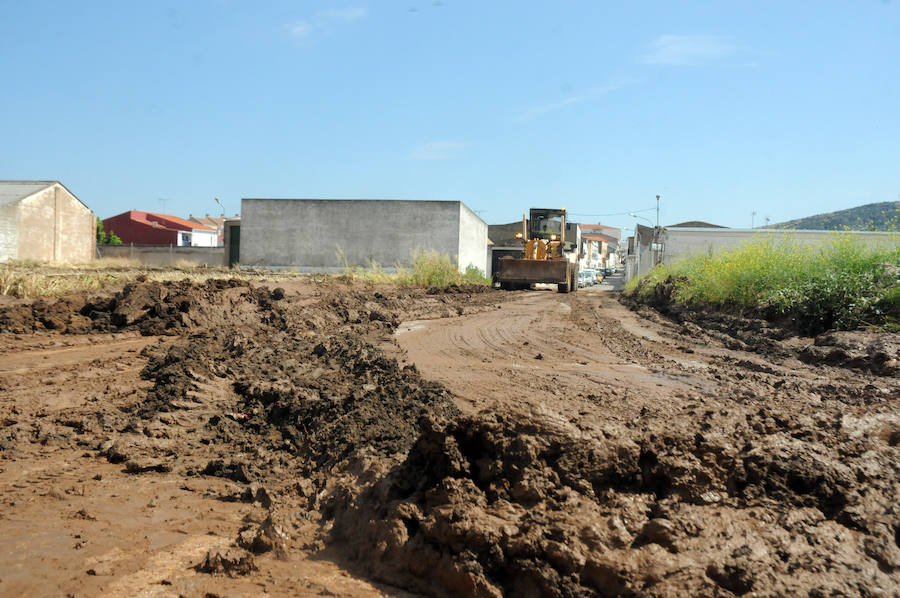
627 294 900 377
332 396 898 597
1 279 898 597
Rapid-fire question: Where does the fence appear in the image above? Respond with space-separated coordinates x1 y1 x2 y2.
97 243 226 266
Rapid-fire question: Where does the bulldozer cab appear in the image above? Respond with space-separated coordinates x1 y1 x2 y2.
497 206 578 292
529 209 565 241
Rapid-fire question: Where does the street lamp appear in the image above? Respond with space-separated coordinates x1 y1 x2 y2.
630 211 663 267
656 194 660 229
629 212 654 227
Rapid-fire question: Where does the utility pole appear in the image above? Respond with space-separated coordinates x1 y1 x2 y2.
655 194 660 229
655 195 661 266
214 197 226 247
751 210 757 229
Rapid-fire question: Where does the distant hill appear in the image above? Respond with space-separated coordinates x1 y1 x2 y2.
669 221 728 228
769 201 899 231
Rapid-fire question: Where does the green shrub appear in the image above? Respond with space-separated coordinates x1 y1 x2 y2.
334 248 491 288
399 251 491 287
627 234 900 332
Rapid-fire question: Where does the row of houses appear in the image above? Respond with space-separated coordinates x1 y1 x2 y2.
0 180 629 275
13 180 892 280
0 181 240 262
0 182 498 272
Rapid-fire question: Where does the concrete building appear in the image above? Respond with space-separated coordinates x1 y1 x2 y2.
240 199 488 273
624 224 900 282
103 210 217 247
0 180 95 263
580 224 621 271
582 232 618 270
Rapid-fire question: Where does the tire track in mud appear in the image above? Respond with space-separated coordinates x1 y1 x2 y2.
2 281 898 597
396 289 708 416
372 287 900 597
0 335 155 374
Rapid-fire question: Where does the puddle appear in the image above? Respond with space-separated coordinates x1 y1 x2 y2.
395 320 427 336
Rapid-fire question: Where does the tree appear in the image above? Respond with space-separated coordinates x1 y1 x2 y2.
96 218 123 245
96 217 107 244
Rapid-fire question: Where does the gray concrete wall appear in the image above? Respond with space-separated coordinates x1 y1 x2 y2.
489 221 526 247
458 203 488 274
98 244 226 266
662 228 900 264
241 199 480 271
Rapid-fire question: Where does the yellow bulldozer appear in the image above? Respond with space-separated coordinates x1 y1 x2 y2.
494 208 580 293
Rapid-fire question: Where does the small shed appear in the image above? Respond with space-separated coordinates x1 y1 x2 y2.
0 180 95 263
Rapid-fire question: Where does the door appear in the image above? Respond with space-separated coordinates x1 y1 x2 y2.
228 225 240 267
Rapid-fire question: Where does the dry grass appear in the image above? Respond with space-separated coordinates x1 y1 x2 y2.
1 250 492 300
0 261 313 299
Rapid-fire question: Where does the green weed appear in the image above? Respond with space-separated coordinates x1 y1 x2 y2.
627 234 900 332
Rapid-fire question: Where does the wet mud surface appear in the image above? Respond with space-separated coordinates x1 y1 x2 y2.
0 278 897 597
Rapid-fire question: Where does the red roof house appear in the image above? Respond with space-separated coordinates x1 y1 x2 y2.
102 210 216 246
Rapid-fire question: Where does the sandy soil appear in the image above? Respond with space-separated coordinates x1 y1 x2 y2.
0 275 897 597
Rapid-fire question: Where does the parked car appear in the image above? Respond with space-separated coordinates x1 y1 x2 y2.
577 271 590 288
582 269 600 285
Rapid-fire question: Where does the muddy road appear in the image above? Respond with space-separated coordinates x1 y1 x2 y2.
0 278 898 597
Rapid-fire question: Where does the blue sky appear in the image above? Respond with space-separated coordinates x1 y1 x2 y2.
1 1 898 232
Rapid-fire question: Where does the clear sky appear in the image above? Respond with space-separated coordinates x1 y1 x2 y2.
2 1 898 232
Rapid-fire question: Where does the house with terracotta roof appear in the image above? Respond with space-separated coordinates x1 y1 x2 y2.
580 223 621 241
188 213 230 246
102 210 217 247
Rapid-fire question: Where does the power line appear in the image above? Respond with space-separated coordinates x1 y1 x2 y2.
566 207 656 218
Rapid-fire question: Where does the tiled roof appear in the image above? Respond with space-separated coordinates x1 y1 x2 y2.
189 215 225 228
131 211 215 231
584 233 618 244
0 181 56 207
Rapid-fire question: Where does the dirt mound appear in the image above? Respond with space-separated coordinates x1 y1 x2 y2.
2 276 898 596
623 294 900 376
0 279 260 335
234 337 458 470
118 280 466 496
332 405 899 597
799 330 900 375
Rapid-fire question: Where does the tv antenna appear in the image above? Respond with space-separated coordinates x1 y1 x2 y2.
158 197 172 213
